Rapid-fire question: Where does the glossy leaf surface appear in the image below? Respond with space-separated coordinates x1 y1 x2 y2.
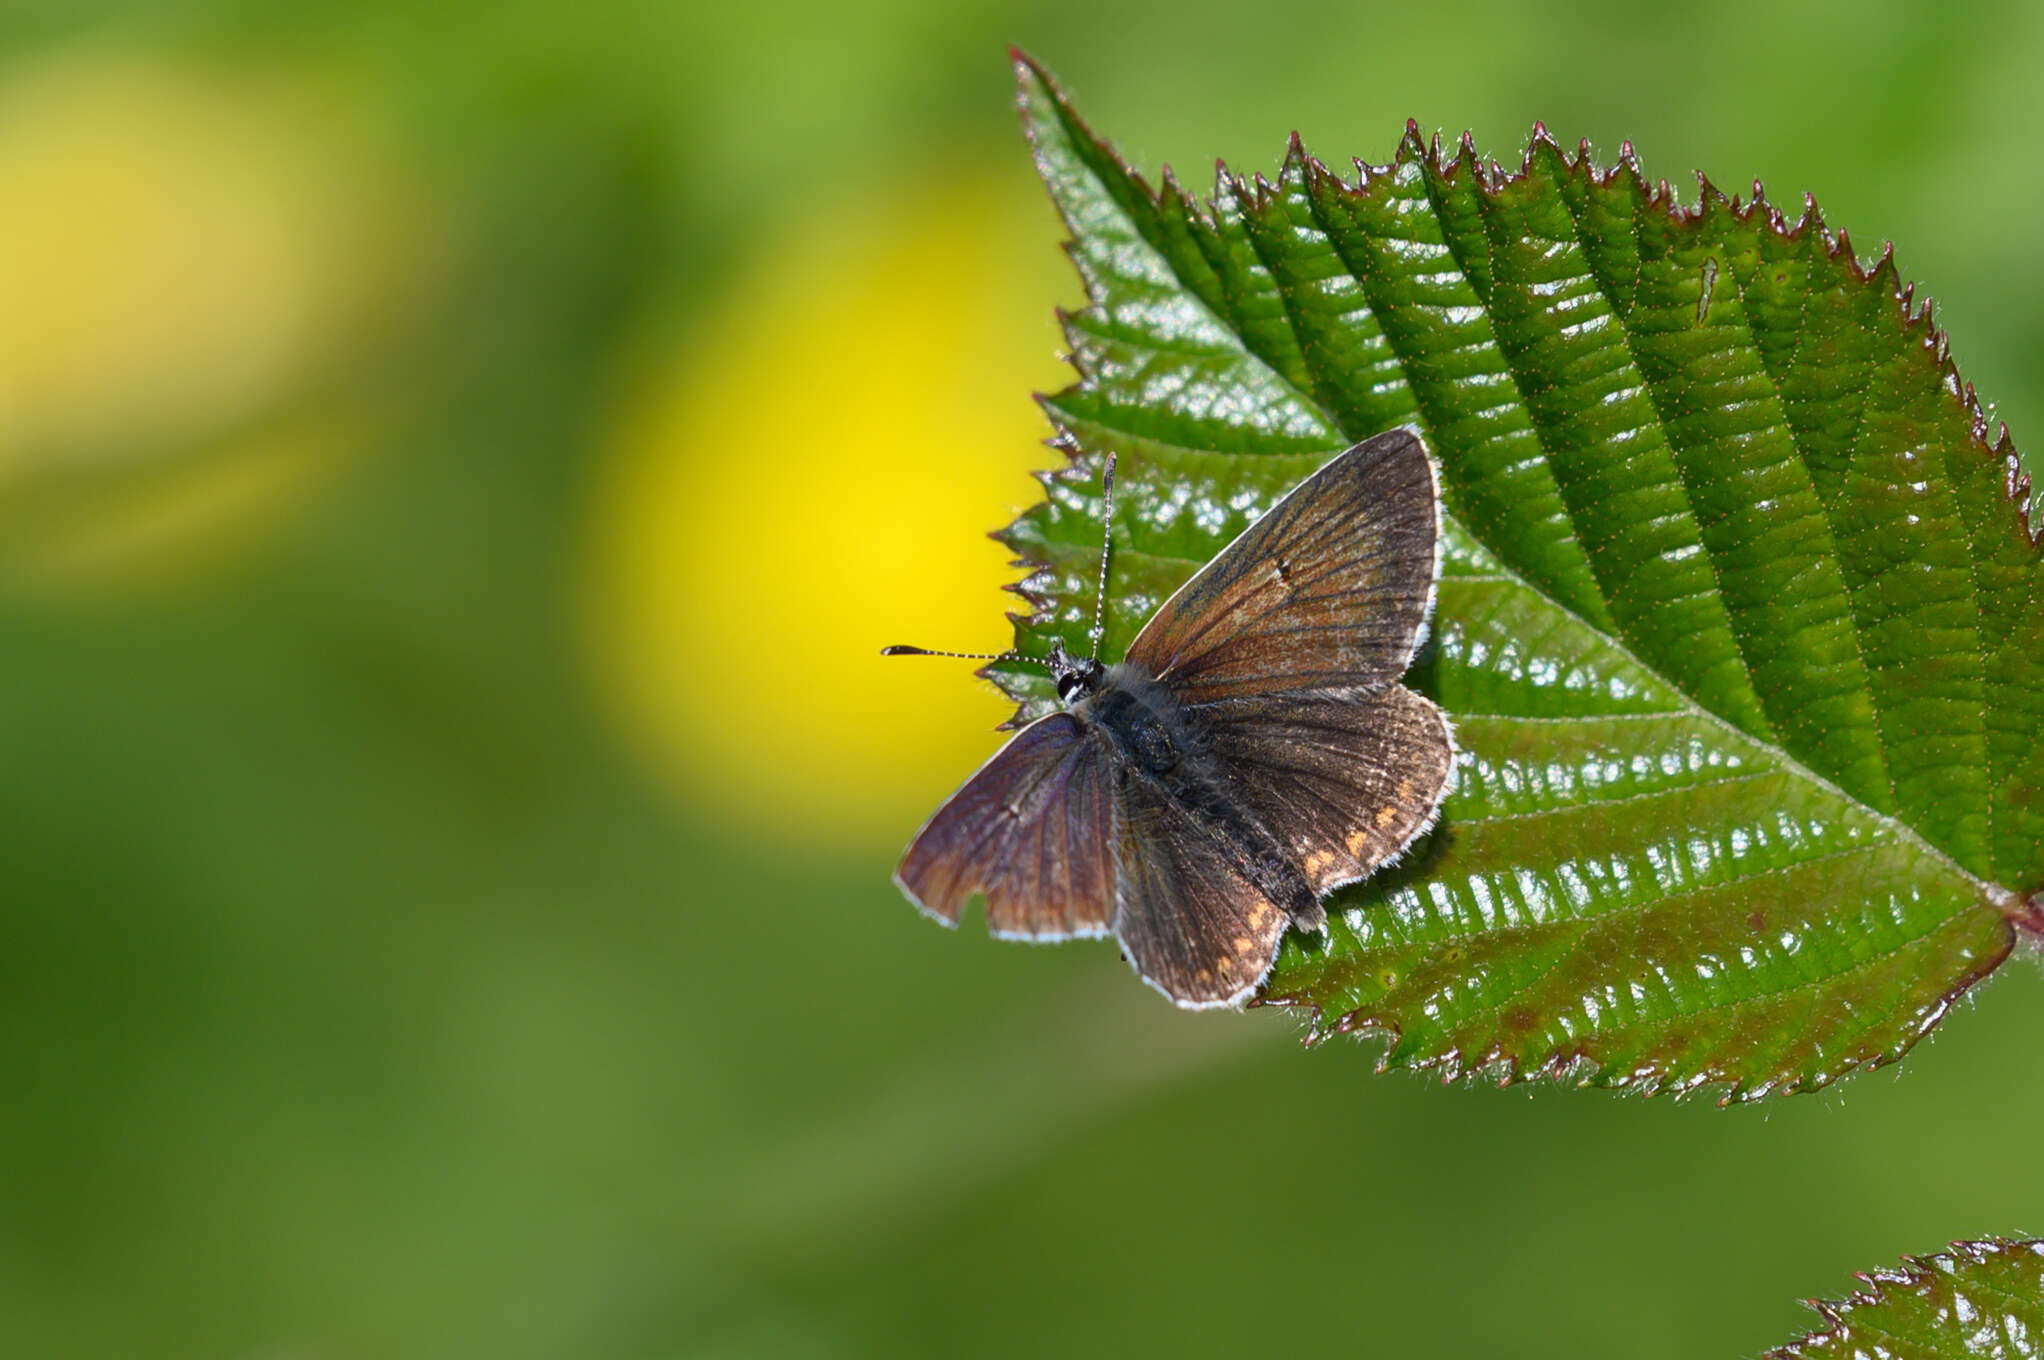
1767 1239 2044 1359
992 54 2044 1098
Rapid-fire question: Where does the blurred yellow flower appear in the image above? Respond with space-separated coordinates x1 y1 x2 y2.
0 48 433 593
581 173 1078 851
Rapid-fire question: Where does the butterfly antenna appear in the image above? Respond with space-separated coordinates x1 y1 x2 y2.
1087 450 1117 660
879 645 1048 671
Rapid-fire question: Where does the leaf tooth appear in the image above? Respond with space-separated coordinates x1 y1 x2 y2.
1524 120 1561 182
987 522 1025 553
1832 224 1875 278
1397 116 1426 163
1601 144 1648 200
1757 193 1797 237
1156 161 1185 203
1792 190 1824 235
1281 130 1310 186
1420 125 1478 186
1030 394 1081 457
1299 151 1352 203
1046 310 1081 369
1523 130 1569 184
1694 172 1734 221
1998 438 2042 544
1156 162 1213 232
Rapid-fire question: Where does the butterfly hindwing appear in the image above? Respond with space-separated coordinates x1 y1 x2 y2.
1125 428 1439 705
1197 685 1455 895
1112 770 1289 1008
895 713 1118 940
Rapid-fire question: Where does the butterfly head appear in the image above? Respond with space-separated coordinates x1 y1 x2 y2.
1047 638 1106 705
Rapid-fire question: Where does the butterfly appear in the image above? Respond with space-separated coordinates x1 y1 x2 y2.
884 427 1455 1008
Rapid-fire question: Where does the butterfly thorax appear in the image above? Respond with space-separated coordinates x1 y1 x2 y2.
1071 660 1322 932
1076 663 1186 776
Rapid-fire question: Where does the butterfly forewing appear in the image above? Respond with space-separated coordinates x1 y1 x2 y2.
1113 770 1290 1008
895 713 1119 939
1196 686 1454 895
1125 428 1439 705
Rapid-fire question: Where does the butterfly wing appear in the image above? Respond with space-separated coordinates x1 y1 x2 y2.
895 713 1118 940
1113 770 1289 1008
1198 686 1454 895
1124 428 1439 705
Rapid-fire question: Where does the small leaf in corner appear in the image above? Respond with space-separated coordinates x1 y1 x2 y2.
1766 1239 2044 1359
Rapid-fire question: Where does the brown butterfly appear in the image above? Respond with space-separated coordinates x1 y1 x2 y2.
884 428 1454 1008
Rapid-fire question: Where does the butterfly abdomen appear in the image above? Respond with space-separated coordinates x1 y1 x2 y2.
1080 663 1321 932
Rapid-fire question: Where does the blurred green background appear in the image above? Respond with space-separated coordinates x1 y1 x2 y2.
3 2 2042 1356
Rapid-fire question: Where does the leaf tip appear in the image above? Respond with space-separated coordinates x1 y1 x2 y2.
1008 45 1053 102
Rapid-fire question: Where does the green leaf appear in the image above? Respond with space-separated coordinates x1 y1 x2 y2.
1767 1239 2044 1359
994 53 2044 1099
